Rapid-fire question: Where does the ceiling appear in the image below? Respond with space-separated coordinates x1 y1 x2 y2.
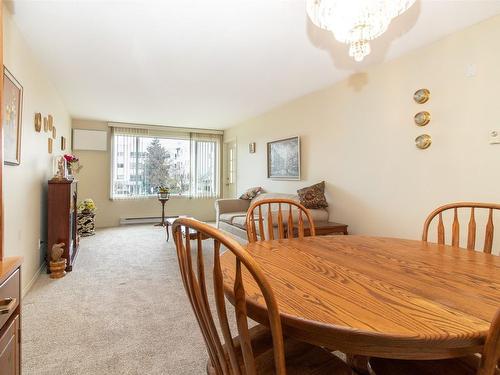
8 0 500 129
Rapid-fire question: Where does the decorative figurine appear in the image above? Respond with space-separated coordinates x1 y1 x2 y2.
49 243 67 279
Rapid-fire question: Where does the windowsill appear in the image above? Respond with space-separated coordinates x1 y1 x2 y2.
108 195 219 202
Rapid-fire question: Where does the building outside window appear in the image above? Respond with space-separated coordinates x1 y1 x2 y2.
110 125 221 200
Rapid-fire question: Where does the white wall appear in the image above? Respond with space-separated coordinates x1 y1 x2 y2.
3 4 72 293
224 15 500 244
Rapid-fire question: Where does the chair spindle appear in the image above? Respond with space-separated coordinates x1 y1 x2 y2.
467 207 476 250
452 208 460 247
437 213 445 244
267 203 274 241
484 209 494 254
245 198 316 243
234 259 257 375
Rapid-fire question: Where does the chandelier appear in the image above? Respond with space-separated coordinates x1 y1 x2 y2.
306 0 416 62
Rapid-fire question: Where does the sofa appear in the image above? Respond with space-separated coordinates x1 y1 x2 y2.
215 192 329 241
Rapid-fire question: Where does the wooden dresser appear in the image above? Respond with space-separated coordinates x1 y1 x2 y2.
0 257 22 375
47 179 79 272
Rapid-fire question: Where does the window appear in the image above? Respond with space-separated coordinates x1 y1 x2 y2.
110 126 221 199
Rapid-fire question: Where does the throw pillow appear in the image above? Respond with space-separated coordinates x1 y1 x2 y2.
239 187 263 200
297 181 328 209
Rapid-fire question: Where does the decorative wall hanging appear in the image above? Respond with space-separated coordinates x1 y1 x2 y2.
48 138 53 154
48 114 53 131
249 142 256 153
415 134 432 149
52 126 57 139
267 136 301 180
61 136 66 151
34 112 42 132
3 67 23 165
413 88 430 104
414 111 431 126
43 116 48 132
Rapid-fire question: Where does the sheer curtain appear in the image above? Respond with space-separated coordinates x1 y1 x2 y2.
190 132 222 199
110 127 149 200
109 124 222 200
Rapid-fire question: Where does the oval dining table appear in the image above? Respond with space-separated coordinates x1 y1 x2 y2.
219 235 500 360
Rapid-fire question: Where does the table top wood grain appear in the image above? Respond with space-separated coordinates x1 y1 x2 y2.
220 236 500 359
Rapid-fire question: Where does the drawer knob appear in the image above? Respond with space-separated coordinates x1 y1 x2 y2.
0 297 16 314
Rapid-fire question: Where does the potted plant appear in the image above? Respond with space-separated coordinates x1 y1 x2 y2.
157 185 170 200
77 199 97 236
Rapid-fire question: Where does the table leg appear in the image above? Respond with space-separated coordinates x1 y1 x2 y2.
346 354 370 375
154 200 167 227
166 221 170 242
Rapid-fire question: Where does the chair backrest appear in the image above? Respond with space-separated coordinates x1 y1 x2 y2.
245 198 316 243
422 202 500 253
477 309 500 375
172 218 286 375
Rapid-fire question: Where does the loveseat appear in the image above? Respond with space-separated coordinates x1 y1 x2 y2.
215 192 329 241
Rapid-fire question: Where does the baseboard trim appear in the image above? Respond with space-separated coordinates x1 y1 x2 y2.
22 263 46 297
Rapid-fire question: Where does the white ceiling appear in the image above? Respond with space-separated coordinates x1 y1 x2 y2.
8 0 500 129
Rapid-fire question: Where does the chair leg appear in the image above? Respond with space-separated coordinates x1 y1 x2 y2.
206 360 216 375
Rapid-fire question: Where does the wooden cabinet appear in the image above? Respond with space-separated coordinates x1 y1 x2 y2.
0 260 22 375
47 179 79 272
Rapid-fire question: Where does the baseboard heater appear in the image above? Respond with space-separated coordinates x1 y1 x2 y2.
119 217 162 225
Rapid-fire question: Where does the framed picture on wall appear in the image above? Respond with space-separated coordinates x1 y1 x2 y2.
3 67 23 165
267 136 301 180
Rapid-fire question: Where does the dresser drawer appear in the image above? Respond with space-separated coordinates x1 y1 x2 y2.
0 314 20 375
0 270 20 329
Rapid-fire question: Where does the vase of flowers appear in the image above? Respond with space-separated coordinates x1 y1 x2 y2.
64 154 82 178
77 199 97 236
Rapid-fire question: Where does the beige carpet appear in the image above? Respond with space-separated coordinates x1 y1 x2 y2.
22 224 220 375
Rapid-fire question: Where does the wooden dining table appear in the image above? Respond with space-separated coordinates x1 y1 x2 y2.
220 235 500 360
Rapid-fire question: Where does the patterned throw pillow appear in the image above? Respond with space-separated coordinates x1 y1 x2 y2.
239 187 263 200
297 181 328 209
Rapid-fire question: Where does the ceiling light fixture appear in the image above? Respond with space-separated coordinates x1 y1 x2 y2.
306 0 416 62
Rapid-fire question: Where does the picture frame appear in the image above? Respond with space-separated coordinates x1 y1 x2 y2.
48 138 53 154
267 136 301 180
61 136 66 151
249 142 256 153
3 67 23 165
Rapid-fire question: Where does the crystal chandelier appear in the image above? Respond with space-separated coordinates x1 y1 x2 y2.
306 0 416 62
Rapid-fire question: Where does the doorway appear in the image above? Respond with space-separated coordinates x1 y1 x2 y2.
224 140 237 198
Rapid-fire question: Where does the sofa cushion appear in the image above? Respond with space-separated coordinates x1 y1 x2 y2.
309 208 329 222
239 187 264 200
297 181 328 209
251 192 299 205
242 208 328 227
232 215 248 230
219 212 247 225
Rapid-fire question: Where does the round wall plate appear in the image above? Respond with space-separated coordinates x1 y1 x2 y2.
414 111 431 126
415 134 432 149
414 88 430 104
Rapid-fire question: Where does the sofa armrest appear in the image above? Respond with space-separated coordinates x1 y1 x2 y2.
215 199 251 227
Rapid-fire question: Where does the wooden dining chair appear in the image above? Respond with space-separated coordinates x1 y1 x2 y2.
368 308 500 375
172 218 353 375
246 198 316 243
422 202 500 253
